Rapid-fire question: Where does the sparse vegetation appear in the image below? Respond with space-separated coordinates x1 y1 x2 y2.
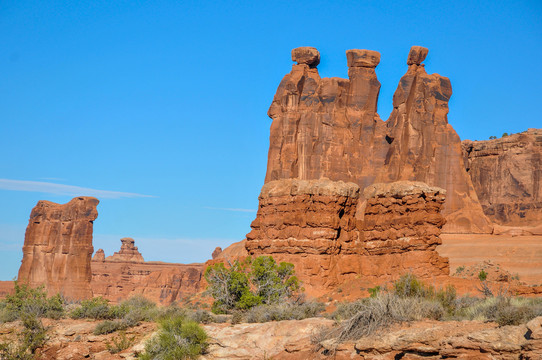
138 315 207 360
0 313 48 359
106 331 136 354
0 281 64 322
205 256 301 314
232 301 324 324
319 273 542 348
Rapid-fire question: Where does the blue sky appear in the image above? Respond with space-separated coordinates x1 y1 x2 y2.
1 1 541 280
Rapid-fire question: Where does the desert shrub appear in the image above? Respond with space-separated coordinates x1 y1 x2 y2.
138 315 207 360
71 297 113 320
234 301 325 324
251 256 300 304
0 282 64 322
331 299 368 321
106 331 136 354
205 256 300 314
94 319 129 335
321 292 444 344
458 296 542 326
392 274 457 314
0 314 48 359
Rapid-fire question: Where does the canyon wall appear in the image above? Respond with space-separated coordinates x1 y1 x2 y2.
463 129 542 227
265 46 491 233
245 179 449 294
17 197 98 300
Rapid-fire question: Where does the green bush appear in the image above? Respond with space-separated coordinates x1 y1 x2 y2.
205 256 301 314
0 282 64 322
138 315 207 360
70 297 113 320
94 320 129 335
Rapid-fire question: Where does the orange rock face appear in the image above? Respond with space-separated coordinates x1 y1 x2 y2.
17 197 98 300
463 128 542 227
90 238 203 304
245 179 449 295
105 237 144 263
265 45 492 233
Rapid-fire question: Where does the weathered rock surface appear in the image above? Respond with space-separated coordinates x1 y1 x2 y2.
381 47 492 234
92 249 105 262
246 179 449 294
264 45 492 233
91 238 203 304
105 237 144 263
3 316 541 360
463 128 542 227
347 319 542 360
202 318 334 360
17 197 98 300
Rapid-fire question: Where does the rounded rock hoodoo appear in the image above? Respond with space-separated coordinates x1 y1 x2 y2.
407 45 428 65
346 49 381 68
291 47 320 67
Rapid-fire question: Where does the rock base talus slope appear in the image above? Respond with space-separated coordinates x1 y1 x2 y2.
18 197 99 300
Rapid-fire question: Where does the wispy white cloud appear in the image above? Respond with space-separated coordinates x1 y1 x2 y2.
203 206 256 213
0 179 154 199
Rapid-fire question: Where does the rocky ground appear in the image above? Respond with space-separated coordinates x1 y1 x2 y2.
2 316 542 359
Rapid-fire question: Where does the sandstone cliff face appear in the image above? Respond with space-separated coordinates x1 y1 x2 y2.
382 48 492 233
463 128 542 227
91 238 202 304
18 197 98 300
246 178 362 256
245 179 449 294
264 46 491 233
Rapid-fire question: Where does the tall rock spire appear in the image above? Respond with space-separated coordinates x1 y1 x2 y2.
382 46 492 233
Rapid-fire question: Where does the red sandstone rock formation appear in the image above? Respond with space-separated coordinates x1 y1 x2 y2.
92 249 105 262
264 45 492 233
105 237 144 263
381 47 492 234
91 260 203 304
463 128 542 227
211 247 222 260
18 197 98 300
245 179 449 294
90 238 202 304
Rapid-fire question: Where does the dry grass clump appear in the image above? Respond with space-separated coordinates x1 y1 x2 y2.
232 301 325 324
322 293 443 344
318 273 542 349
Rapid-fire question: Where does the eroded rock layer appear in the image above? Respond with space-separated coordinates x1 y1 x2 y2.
105 237 144 263
18 197 98 300
91 261 203 305
245 179 449 293
91 238 203 304
463 128 542 227
265 46 492 233
246 178 362 256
